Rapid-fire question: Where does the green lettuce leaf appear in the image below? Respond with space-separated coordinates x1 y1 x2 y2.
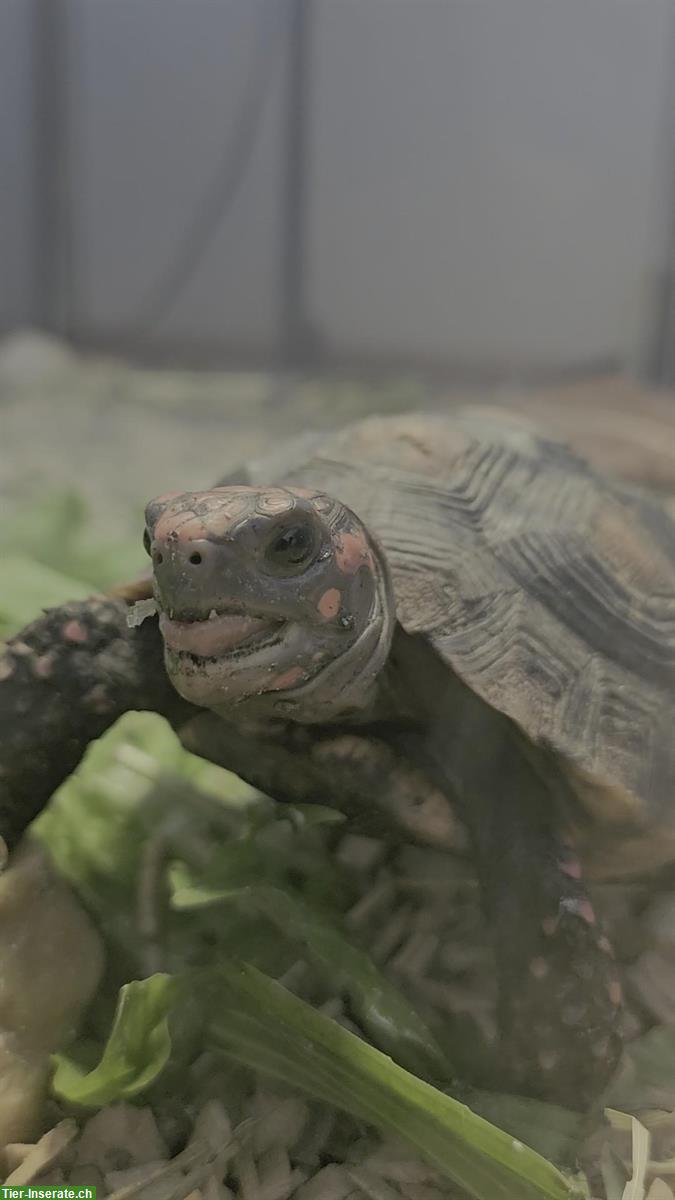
171 873 451 1081
207 961 576 1200
0 555 92 639
52 963 576 1199
52 975 177 1106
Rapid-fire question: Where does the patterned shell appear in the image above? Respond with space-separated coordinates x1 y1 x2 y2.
244 411 675 834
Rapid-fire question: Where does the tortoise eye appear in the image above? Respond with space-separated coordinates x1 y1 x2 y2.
265 522 317 572
143 528 152 556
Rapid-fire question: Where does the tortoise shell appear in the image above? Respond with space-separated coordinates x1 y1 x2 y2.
240 410 675 861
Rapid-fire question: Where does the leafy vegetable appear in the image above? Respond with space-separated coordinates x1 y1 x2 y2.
52 963 576 1200
34 687 582 1199
52 975 177 1106
207 961 576 1200
0 489 141 599
0 556 91 639
34 712 262 982
171 874 451 1080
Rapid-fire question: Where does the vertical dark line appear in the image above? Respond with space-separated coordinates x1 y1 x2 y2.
33 0 70 334
282 0 313 365
646 5 675 386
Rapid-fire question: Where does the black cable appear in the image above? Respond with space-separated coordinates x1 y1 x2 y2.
282 0 313 358
133 6 287 334
646 3 675 384
34 0 72 333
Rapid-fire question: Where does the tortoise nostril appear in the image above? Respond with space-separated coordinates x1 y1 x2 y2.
153 550 164 566
189 551 203 566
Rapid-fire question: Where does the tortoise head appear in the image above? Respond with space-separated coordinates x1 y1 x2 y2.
143 485 395 720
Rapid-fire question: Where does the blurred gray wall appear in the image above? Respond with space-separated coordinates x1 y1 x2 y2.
0 0 38 330
2 0 675 375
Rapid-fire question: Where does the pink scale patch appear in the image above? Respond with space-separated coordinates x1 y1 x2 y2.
559 856 582 880
318 588 341 619
335 531 370 575
270 666 305 691
542 915 559 937
33 654 54 679
575 899 596 926
63 620 88 644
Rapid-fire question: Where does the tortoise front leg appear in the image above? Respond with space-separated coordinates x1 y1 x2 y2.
178 712 467 853
388 631 624 1108
0 599 196 848
0 597 466 855
465 740 624 1107
410 713 623 1106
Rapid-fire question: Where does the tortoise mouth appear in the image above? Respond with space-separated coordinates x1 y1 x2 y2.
159 608 286 660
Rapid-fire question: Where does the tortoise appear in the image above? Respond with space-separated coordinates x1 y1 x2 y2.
3 408 675 1108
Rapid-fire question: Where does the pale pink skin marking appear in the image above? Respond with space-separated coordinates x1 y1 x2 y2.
270 665 305 691
335 531 371 575
33 653 54 678
575 898 596 926
559 856 583 880
608 979 623 1007
63 620 88 644
529 956 549 979
597 935 615 958
318 588 341 619
542 915 559 937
